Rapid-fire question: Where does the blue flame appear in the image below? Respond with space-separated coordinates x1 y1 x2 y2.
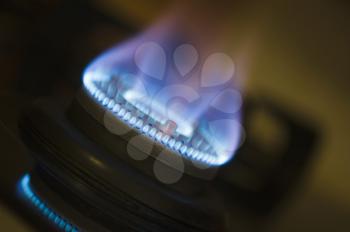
83 37 242 166
18 174 79 232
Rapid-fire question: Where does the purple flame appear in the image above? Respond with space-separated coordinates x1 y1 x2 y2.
83 15 244 166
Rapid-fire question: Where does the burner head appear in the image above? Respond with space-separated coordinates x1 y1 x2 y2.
18 98 227 231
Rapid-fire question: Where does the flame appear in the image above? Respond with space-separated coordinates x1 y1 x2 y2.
82 4 253 166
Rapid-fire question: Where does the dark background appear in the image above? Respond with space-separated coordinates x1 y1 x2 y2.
0 0 349 231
